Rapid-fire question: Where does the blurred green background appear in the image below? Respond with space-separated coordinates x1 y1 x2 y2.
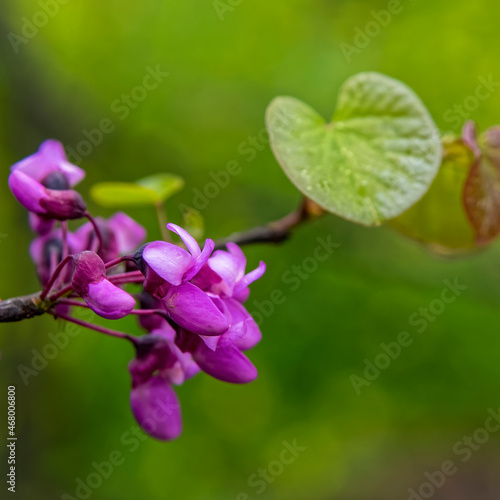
1 0 500 499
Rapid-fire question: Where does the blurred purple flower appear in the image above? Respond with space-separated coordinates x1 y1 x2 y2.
73 212 146 262
128 327 199 441
30 228 81 286
8 140 87 220
29 213 55 236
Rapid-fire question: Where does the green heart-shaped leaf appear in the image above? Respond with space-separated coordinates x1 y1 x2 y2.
390 138 476 254
266 72 441 226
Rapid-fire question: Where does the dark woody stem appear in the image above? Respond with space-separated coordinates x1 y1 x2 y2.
0 197 324 323
0 293 50 323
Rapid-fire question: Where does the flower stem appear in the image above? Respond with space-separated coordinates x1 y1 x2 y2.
49 284 74 301
58 299 90 308
84 211 104 253
51 311 137 343
61 221 69 260
40 255 73 300
105 255 135 269
107 271 143 281
130 309 169 319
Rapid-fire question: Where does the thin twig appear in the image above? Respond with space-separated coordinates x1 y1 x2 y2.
84 211 104 253
49 284 74 301
130 309 169 319
61 221 68 260
105 255 135 269
107 271 143 281
58 299 90 308
40 255 73 300
0 293 47 323
213 197 324 250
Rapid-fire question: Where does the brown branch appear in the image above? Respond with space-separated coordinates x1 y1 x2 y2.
0 292 49 323
213 197 324 250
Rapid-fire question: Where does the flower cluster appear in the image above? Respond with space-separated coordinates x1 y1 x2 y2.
129 225 265 439
8 140 265 441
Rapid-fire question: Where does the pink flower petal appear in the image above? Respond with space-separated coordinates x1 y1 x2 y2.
143 241 194 286
165 283 229 336
192 342 257 384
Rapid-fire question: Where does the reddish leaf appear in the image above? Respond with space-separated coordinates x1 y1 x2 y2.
463 125 500 245
390 138 476 255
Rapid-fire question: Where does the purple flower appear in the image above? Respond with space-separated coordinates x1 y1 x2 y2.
30 228 81 286
177 241 266 383
7 137 270 444
73 212 146 262
162 282 229 336
152 322 200 384
29 213 55 236
71 251 136 319
135 225 229 335
128 327 198 441
177 296 260 384
192 242 266 302
8 140 87 220
137 235 265 382
136 292 166 332
140 223 214 286
130 376 182 441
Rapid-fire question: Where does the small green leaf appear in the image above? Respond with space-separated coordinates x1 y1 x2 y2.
91 174 185 208
136 174 185 203
266 72 441 226
90 182 158 207
390 138 476 254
